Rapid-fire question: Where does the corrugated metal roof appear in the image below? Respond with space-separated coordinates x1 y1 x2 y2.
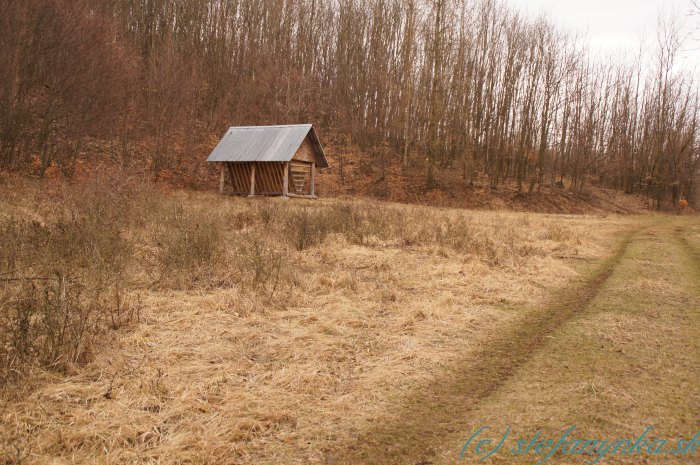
207 124 328 168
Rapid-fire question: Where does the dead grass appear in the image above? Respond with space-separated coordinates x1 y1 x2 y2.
426 217 700 465
0 177 643 464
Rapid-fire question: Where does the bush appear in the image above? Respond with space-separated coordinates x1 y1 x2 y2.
235 233 285 299
0 188 137 383
1 277 95 370
155 204 227 289
285 207 331 251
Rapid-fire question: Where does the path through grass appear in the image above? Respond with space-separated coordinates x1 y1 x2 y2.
327 216 699 465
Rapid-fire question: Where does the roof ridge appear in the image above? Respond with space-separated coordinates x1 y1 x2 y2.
228 124 312 129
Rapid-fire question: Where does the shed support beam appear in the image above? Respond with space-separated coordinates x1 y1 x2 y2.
219 163 225 193
249 163 256 197
282 162 289 199
287 193 318 199
310 162 316 197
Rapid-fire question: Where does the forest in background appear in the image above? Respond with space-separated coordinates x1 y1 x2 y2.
1 0 699 208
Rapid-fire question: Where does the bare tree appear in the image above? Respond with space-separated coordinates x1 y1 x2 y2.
0 0 697 206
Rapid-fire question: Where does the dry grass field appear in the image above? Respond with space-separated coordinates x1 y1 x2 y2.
0 178 697 465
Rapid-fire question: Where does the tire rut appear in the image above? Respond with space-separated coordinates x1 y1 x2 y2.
326 227 641 465
674 225 700 274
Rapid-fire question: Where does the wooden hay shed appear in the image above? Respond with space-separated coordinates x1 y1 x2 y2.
207 124 328 199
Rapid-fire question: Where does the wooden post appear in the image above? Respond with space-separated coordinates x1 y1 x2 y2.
282 162 289 199
249 163 256 197
310 162 316 197
219 163 225 193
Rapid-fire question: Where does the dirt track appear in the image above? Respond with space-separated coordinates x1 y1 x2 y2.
327 218 700 465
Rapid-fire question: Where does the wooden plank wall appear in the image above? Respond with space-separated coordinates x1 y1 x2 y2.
227 162 284 195
256 162 285 195
292 137 317 163
289 161 311 195
227 162 251 194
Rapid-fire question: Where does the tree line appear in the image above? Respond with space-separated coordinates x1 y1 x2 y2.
1 0 698 207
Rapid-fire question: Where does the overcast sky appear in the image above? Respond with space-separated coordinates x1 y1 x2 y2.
503 0 699 75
